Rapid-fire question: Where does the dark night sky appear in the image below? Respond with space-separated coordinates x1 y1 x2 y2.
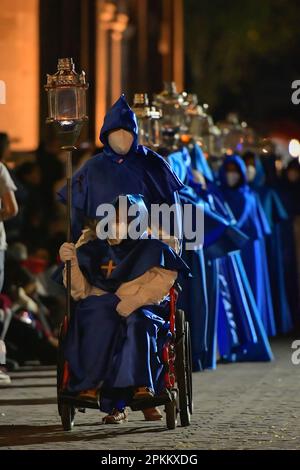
184 0 300 135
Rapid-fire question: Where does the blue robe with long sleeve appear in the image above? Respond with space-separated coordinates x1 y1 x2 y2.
248 156 292 334
167 148 248 370
218 155 276 338
189 145 273 362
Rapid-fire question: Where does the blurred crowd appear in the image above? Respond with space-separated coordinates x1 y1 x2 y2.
0 131 95 382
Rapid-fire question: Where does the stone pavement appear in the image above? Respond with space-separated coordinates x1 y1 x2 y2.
0 338 300 450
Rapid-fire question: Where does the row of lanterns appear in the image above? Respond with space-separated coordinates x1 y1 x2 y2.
131 82 273 157
44 58 273 156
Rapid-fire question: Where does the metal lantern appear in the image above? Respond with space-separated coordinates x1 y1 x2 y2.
131 93 152 146
131 93 162 149
45 58 88 320
201 114 222 157
217 113 246 155
181 93 207 143
153 82 185 151
148 105 162 149
45 58 88 147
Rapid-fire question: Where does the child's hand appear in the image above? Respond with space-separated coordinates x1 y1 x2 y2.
59 242 77 264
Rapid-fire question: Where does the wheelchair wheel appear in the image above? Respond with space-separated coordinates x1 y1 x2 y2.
60 402 75 431
165 400 177 430
175 309 192 427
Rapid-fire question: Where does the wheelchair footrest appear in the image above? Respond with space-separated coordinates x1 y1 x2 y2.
129 389 177 411
58 393 100 410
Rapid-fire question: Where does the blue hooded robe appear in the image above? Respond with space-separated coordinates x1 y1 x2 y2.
189 145 273 362
219 155 276 338
167 148 248 370
246 154 293 334
58 95 184 240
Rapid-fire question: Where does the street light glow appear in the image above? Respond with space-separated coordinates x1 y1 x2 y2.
288 138 300 157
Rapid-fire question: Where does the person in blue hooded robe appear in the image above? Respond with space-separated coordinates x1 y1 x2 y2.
243 151 293 334
167 148 248 370
218 155 276 338
167 149 207 371
57 95 183 241
57 195 189 423
188 144 273 362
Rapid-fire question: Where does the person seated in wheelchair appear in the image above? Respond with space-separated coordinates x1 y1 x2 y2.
58 194 189 424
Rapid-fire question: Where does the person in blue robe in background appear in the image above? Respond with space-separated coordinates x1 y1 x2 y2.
166 149 207 371
167 148 249 370
187 144 273 363
57 195 189 424
218 155 276 338
243 151 293 334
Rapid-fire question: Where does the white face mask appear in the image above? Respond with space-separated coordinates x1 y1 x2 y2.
246 165 256 182
226 171 241 187
108 129 134 155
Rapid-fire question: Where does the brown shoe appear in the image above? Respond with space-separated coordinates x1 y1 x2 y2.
133 387 154 399
102 408 128 424
142 407 163 421
77 389 99 404
79 389 98 399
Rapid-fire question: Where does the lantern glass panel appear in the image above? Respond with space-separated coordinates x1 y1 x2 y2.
56 87 78 120
189 115 206 139
149 119 161 148
47 89 57 120
76 88 87 119
137 117 150 146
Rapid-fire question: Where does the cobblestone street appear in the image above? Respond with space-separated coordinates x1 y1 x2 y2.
0 338 300 450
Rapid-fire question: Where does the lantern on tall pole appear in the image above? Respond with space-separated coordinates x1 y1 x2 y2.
45 58 88 319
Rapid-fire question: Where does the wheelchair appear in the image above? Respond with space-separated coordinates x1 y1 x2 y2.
57 285 193 430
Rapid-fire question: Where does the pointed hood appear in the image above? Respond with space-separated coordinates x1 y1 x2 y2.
242 152 266 188
167 149 189 183
190 143 214 182
110 193 149 228
252 156 266 188
219 155 247 188
99 94 138 151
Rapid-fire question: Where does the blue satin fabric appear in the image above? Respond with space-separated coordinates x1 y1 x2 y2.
218 253 273 361
190 143 214 182
57 95 183 240
167 151 207 370
202 257 219 369
218 155 276 337
177 245 208 371
186 147 273 363
167 149 248 370
248 156 292 333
